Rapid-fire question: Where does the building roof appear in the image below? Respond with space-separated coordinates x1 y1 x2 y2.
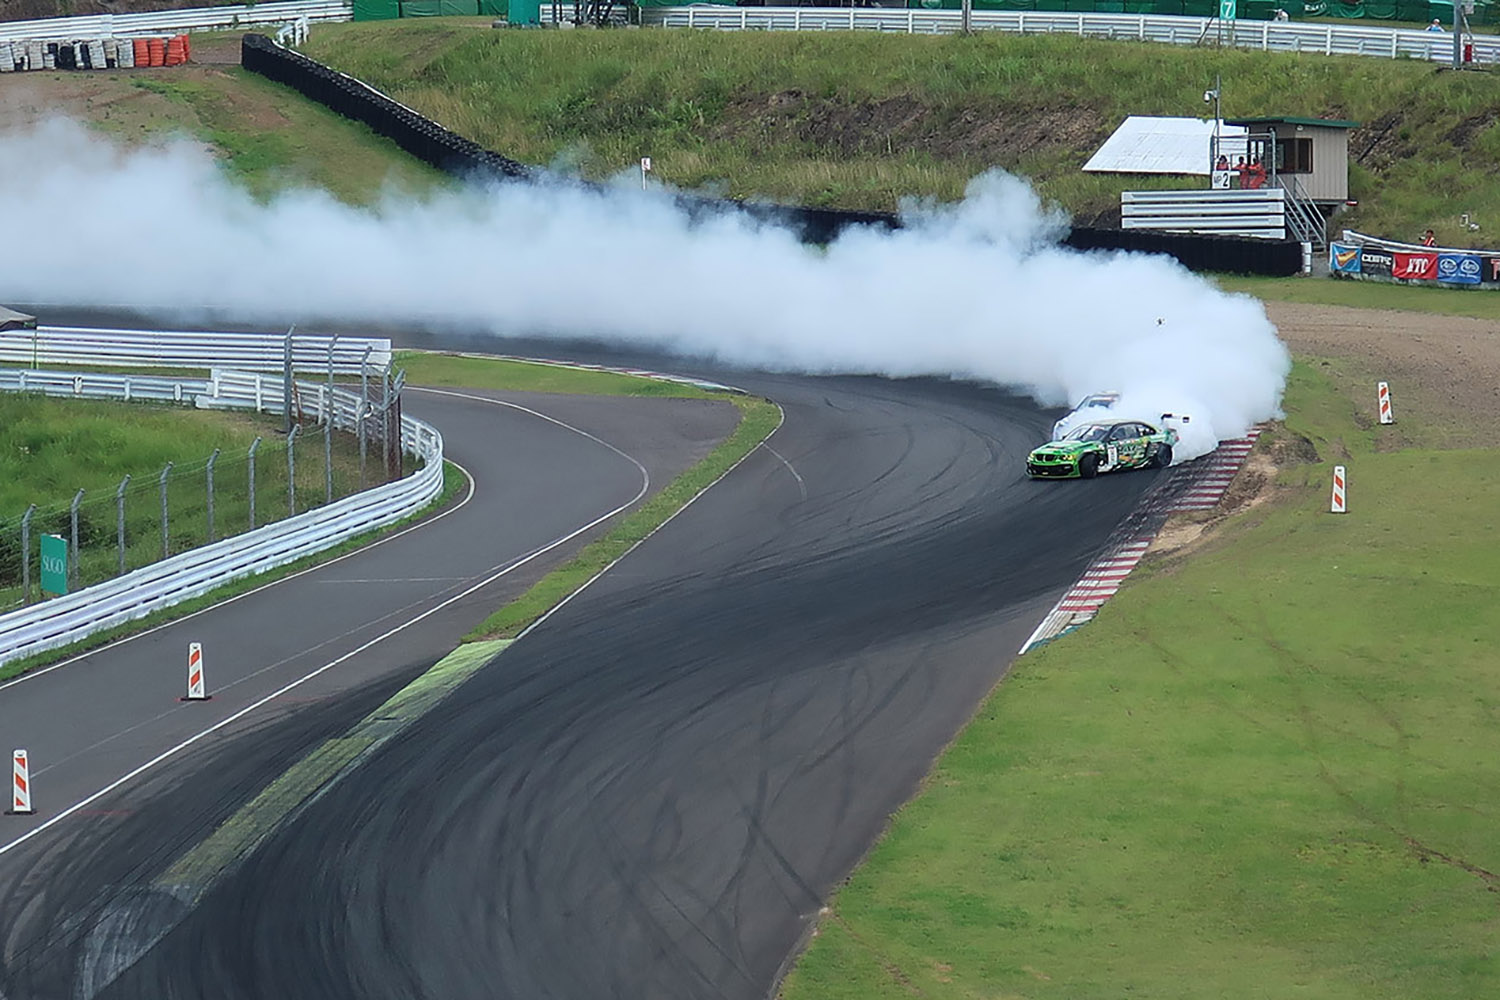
0 306 36 331
1082 116 1248 176
1223 116 1361 129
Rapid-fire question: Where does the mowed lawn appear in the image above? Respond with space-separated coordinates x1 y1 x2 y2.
781 362 1500 999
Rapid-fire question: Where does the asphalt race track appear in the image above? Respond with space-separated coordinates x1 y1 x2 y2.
0 317 1157 999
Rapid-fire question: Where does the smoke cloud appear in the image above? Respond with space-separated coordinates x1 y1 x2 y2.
0 118 1289 459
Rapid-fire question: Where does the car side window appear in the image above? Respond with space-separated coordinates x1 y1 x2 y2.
1108 424 1133 441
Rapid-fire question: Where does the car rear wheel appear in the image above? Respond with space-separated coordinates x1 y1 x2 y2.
1149 444 1173 469
1079 453 1099 479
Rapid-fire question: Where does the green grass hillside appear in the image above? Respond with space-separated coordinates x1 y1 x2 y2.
304 21 1500 243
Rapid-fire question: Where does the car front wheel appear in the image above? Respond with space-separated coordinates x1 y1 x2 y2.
1079 453 1099 479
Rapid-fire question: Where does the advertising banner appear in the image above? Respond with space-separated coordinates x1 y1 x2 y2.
1329 243 1362 274
1360 247 1394 277
1485 256 1500 284
1392 251 1438 281
1437 252 1484 285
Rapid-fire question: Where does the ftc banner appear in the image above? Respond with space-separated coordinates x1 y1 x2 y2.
1391 251 1438 281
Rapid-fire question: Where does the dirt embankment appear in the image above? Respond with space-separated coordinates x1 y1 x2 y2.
1153 300 1500 557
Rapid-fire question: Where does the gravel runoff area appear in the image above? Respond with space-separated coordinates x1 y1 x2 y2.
1266 300 1500 444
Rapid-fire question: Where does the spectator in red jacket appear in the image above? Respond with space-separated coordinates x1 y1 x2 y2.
1244 158 1268 190
1421 229 1437 247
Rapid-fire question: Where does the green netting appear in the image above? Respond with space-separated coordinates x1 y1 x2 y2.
1242 0 1276 16
478 0 506 12
352 0 400 20
399 0 443 13
1094 0 1125 9
1182 0 1216 13
438 0 479 12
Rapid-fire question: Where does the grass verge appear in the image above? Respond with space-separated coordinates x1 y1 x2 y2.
779 359 1500 999
465 393 779 640
396 351 719 398
1213 273 1500 320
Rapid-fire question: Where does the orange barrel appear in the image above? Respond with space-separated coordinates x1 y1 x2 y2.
147 37 166 67
164 35 186 66
133 38 149 67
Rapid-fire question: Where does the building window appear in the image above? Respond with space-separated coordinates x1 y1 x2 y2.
1275 137 1314 174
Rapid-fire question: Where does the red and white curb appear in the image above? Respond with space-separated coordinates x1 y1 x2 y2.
1020 429 1263 654
1169 428 1261 511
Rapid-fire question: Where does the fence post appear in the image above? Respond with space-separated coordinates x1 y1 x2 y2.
69 488 84 592
326 333 338 505
116 475 130 576
359 346 372 489
159 462 173 560
206 448 220 544
287 424 301 517
283 326 296 436
248 437 262 530
20 504 35 605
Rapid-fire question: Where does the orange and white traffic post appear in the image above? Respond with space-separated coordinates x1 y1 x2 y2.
1377 381 1394 425
1331 465 1347 514
10 749 33 815
183 642 210 701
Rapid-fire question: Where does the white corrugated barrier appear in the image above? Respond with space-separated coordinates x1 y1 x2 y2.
0 363 443 668
0 327 392 374
0 0 350 42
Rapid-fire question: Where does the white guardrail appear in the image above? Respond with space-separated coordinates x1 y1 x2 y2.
0 362 443 668
0 327 391 375
0 0 350 42
645 5 1499 65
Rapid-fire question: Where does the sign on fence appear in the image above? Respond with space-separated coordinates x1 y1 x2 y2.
39 534 67 597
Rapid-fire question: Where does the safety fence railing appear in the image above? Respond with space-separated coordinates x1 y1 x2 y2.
0 0 351 42
0 364 441 668
0 327 391 375
644 6 1500 64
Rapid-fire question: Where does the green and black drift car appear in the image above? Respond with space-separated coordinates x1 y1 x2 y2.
1026 418 1182 480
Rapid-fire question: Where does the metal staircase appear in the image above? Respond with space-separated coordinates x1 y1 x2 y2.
1276 174 1328 250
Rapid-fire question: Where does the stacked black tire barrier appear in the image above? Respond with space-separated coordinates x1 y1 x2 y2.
1063 226 1303 277
241 33 1301 275
241 33 530 181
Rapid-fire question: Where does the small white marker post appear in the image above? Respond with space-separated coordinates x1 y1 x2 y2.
10 749 33 815
1377 381 1394 424
182 642 210 701
640 156 652 191
1331 465 1347 514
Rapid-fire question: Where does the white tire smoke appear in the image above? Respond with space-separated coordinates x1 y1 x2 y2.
0 119 1289 459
